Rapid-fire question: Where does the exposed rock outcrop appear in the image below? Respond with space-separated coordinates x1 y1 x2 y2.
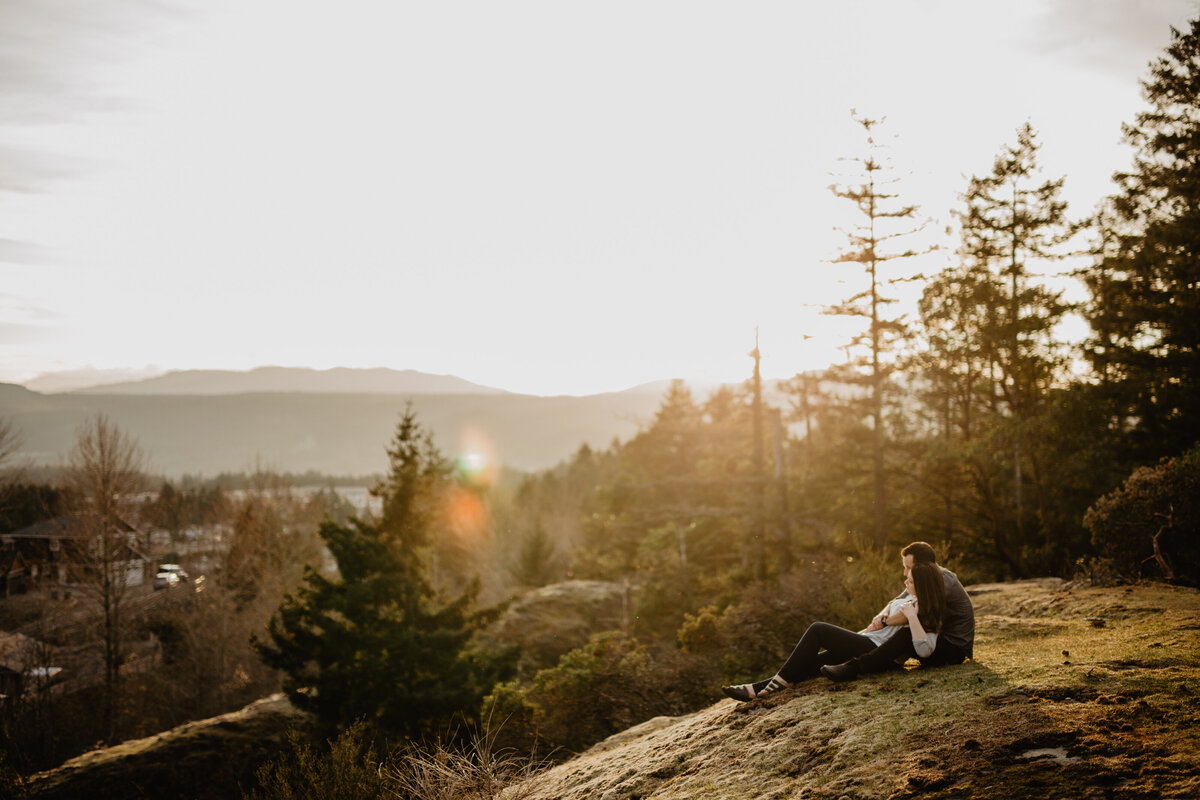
24 694 306 800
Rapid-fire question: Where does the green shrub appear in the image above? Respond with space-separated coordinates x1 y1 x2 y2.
678 557 850 683
828 539 902 627
630 523 695 639
1083 442 1200 584
483 631 715 755
477 679 540 756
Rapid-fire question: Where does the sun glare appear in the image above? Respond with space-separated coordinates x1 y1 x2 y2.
454 426 498 488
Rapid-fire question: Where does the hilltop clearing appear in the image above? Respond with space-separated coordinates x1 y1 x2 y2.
511 579 1200 800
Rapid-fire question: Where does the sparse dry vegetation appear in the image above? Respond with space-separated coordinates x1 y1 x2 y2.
381 725 547 800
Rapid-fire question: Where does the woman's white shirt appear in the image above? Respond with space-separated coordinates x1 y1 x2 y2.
860 598 938 657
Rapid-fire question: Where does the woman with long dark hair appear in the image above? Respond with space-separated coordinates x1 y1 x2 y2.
722 561 947 700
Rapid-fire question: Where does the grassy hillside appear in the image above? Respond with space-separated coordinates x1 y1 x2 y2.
13 579 1197 800
512 579 1200 800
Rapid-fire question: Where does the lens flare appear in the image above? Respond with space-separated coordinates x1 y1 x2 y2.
446 486 488 539
454 427 498 488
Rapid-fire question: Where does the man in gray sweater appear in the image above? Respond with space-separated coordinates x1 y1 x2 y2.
820 541 975 682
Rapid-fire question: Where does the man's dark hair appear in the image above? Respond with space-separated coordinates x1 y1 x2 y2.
901 541 937 564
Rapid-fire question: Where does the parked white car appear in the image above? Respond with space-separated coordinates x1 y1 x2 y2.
153 571 180 590
157 563 189 582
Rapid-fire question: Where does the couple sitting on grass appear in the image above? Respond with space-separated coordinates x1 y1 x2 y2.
723 541 975 701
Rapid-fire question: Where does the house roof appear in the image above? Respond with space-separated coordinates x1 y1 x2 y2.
3 515 81 540
3 514 138 541
2 515 150 563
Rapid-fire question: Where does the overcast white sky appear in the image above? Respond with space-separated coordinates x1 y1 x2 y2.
1 0 1197 396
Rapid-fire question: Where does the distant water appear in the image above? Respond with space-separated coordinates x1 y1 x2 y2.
326 485 380 515
223 485 382 516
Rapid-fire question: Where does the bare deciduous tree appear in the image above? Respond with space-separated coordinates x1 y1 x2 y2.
0 416 21 470
0 417 24 513
64 414 146 744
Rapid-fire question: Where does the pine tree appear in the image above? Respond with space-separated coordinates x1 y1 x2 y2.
908 123 1079 576
958 122 1076 424
1088 17 1200 460
254 408 508 739
509 521 558 588
960 123 1079 567
826 113 929 549
911 262 994 551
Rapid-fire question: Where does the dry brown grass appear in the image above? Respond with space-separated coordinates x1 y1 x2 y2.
382 726 549 800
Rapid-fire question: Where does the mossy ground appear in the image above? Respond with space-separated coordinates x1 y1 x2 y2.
513 579 1200 800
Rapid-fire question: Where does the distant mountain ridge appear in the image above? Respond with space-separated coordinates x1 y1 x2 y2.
0 381 663 474
67 366 510 396
22 367 165 394
0 369 812 475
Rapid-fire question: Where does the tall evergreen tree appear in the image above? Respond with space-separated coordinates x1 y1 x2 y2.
910 123 1078 575
827 113 928 549
1087 18 1200 460
910 262 994 554
254 408 507 739
959 123 1077 566
958 122 1076 424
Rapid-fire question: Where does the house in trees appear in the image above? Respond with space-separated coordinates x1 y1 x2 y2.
0 631 63 704
0 516 74 588
0 514 150 589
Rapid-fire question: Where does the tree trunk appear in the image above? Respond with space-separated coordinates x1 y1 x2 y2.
772 409 793 575
751 337 767 580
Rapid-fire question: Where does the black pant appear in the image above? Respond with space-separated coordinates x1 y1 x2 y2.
778 622 878 683
852 633 971 674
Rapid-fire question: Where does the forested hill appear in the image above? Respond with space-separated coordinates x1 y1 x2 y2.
0 382 668 474
21 579 1200 800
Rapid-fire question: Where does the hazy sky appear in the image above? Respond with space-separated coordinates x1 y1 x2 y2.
1 0 1196 396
